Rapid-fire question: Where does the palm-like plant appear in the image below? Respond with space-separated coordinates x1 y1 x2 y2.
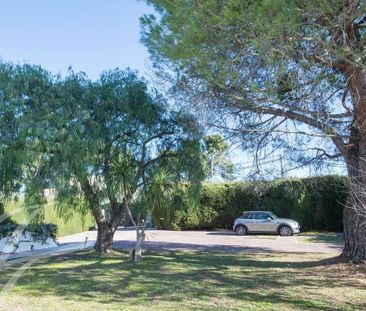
148 168 173 228
129 168 173 262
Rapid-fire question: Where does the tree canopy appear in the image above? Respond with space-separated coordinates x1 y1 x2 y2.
0 63 54 212
141 0 366 262
203 134 235 181
141 0 366 167
0 63 204 253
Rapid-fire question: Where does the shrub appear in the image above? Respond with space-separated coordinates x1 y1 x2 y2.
0 223 58 244
0 223 18 239
154 175 348 232
26 223 58 243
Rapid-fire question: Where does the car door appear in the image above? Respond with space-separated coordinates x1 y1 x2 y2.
243 212 257 232
253 212 276 232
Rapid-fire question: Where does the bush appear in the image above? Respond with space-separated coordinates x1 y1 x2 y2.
155 175 348 232
3 199 94 237
0 223 18 238
0 202 17 226
0 223 58 244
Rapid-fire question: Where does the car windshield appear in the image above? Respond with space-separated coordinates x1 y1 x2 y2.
268 212 278 219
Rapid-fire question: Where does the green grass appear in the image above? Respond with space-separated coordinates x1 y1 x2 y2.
0 250 365 311
3 199 95 237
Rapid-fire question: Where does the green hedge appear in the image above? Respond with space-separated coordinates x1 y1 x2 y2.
156 175 348 232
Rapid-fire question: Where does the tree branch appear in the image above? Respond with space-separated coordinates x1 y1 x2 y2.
213 84 348 157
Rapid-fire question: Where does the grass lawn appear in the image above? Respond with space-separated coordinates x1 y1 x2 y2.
0 250 365 311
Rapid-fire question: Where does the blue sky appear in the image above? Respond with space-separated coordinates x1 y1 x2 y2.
0 0 153 79
0 0 345 179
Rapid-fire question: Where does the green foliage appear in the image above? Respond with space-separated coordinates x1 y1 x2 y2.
202 134 235 181
204 134 228 155
0 223 18 238
148 168 174 228
0 62 56 204
47 68 203 227
0 62 204 237
26 223 58 243
154 183 201 230
142 1 365 99
0 223 57 244
264 176 347 231
141 0 365 178
158 175 347 231
3 199 94 237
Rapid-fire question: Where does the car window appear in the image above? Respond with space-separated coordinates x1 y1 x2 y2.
254 212 271 220
268 212 278 219
240 212 250 219
248 213 256 219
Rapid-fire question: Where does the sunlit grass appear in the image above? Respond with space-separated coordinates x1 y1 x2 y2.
0 250 365 311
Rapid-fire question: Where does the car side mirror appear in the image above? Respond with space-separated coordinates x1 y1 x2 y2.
267 217 272 221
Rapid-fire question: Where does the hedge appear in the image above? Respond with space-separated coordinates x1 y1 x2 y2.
155 175 348 232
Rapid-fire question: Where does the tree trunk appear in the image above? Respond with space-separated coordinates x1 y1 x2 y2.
94 221 114 254
343 202 366 263
343 125 366 263
129 230 146 262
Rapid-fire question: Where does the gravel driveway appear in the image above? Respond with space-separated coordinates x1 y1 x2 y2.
59 229 343 254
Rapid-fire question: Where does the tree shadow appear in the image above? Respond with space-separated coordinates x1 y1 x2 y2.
0 250 365 311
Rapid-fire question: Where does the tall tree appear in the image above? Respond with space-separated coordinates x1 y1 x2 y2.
0 62 204 253
141 1 366 262
0 66 21 202
203 134 235 181
0 63 53 216
36 68 203 253
128 167 174 262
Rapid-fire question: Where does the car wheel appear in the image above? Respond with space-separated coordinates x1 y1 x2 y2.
235 225 247 236
279 225 293 236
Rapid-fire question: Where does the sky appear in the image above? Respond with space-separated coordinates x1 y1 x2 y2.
0 0 154 79
0 0 346 180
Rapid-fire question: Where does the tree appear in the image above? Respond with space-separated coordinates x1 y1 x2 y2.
0 62 204 254
128 168 174 262
0 68 21 201
26 68 203 254
141 1 366 262
0 63 53 219
203 134 235 181
148 168 174 229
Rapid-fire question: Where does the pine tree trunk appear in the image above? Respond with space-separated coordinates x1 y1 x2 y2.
343 203 366 263
340 64 366 263
94 221 114 254
343 131 366 263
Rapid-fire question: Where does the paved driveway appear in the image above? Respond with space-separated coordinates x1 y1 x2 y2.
59 229 343 254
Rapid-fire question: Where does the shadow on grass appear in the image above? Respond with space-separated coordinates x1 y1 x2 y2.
0 250 365 311
113 239 344 254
